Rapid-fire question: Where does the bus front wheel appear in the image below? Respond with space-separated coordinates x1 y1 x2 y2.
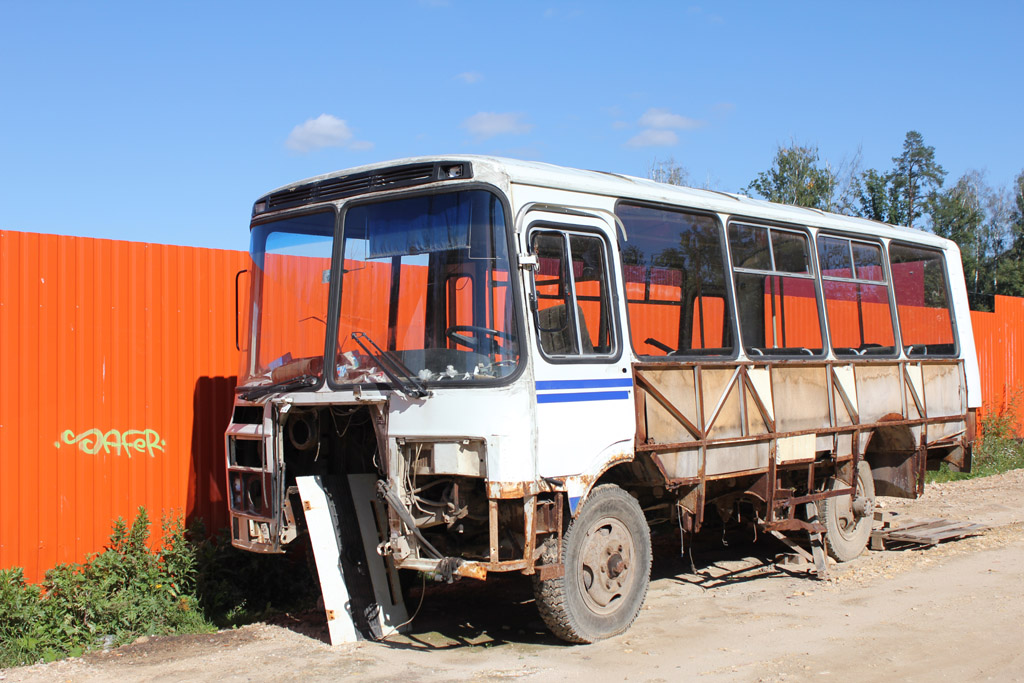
533 484 651 643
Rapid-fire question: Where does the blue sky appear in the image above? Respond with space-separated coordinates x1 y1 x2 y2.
2 1 1021 251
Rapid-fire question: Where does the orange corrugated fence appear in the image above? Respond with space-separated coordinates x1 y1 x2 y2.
971 296 1024 433
1 230 248 583
3 229 1024 583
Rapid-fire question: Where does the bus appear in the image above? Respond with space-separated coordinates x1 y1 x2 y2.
225 156 979 643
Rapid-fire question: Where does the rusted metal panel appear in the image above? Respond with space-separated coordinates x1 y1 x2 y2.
0 230 248 582
921 363 963 417
771 366 830 433
855 363 903 423
701 367 743 439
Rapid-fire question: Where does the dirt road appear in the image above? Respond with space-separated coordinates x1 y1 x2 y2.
6 470 1024 683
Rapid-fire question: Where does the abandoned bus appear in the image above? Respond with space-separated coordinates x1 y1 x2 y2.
225 156 979 643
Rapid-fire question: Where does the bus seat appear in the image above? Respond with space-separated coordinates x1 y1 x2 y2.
537 304 593 355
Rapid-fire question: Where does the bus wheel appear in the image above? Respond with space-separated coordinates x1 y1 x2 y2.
820 460 876 562
533 484 651 643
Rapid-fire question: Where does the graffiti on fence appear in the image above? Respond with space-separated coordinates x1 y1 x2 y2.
55 428 166 457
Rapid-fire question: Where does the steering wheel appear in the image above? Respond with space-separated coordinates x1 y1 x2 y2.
446 325 516 355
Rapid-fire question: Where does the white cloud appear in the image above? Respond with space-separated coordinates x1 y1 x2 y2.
456 71 483 84
638 108 704 130
626 129 679 148
462 112 533 140
286 114 354 152
285 114 373 153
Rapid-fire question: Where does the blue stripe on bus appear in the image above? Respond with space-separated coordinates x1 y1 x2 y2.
535 378 633 391
536 390 631 404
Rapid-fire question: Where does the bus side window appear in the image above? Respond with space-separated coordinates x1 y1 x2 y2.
615 203 734 358
530 230 615 358
729 223 824 357
888 244 957 356
817 236 896 357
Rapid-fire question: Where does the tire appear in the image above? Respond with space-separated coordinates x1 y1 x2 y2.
532 484 652 643
820 460 876 562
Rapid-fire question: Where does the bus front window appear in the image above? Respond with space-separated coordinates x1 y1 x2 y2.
334 190 519 387
240 211 335 386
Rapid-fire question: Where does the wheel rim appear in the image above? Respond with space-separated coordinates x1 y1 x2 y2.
832 468 874 541
576 516 634 615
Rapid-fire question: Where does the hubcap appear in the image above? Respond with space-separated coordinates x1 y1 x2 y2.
833 470 874 539
578 517 633 614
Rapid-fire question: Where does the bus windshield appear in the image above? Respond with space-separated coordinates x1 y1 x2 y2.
334 190 519 387
240 211 335 387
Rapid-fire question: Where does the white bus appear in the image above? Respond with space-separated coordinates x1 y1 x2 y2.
226 156 979 642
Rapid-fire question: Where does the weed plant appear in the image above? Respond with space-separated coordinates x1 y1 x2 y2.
0 508 319 668
0 509 210 668
929 388 1024 482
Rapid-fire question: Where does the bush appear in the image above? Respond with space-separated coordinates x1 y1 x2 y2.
930 389 1024 482
0 509 211 668
1 510 320 668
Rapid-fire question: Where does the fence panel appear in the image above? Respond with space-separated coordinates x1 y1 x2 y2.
0 230 247 582
4 230 1024 582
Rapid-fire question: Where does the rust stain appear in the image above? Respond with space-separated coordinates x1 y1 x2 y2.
455 563 488 581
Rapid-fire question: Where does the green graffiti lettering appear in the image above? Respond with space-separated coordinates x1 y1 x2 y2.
58 428 165 457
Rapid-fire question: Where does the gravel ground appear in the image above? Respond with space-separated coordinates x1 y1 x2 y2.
5 469 1024 683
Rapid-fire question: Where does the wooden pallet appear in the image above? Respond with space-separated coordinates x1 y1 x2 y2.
870 513 988 551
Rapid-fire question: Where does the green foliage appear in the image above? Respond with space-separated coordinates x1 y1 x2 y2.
0 509 211 668
993 171 1024 298
745 143 837 210
929 389 1024 483
856 168 904 225
0 511 321 668
890 130 946 229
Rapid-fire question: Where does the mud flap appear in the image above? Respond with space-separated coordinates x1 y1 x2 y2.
296 475 408 644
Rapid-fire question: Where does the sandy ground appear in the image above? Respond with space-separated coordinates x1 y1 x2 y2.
5 469 1024 683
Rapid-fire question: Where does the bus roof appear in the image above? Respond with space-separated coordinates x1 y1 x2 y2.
259 155 954 250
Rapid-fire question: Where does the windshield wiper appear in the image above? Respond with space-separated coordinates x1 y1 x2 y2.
350 331 432 399
239 374 319 402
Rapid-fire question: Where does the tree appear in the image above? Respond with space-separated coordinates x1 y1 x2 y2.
891 130 946 229
929 171 990 302
994 171 1024 297
856 168 901 224
745 143 837 211
647 158 691 186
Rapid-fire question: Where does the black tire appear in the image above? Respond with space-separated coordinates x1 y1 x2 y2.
820 460 876 562
532 484 651 643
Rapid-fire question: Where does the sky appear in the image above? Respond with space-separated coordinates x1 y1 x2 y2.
1 1 1021 251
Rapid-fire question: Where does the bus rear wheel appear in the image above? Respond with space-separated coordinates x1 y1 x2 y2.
532 484 651 643
820 460 876 562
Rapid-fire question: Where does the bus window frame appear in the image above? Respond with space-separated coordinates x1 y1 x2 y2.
814 232 901 360
612 200 739 361
526 221 622 365
325 183 528 392
887 239 960 359
726 218 828 360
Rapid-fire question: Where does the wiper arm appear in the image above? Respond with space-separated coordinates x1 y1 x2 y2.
240 374 318 402
350 331 432 399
